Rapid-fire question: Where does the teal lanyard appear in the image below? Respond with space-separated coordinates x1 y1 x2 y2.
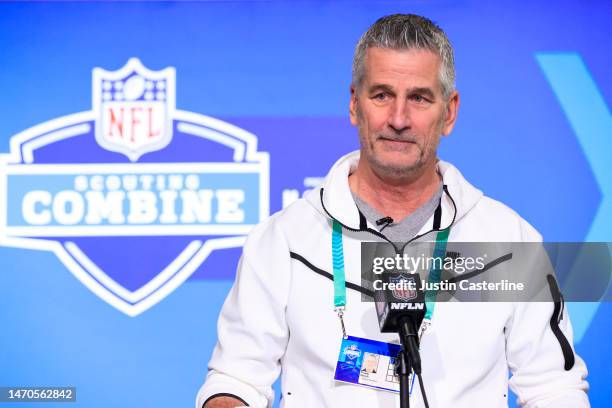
424 228 450 320
332 220 347 309
331 220 450 322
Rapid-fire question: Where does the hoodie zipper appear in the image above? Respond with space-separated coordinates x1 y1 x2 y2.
319 185 457 254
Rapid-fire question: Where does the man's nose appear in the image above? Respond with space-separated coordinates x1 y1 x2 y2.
387 100 411 133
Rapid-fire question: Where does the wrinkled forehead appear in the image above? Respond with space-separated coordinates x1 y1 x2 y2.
361 47 443 93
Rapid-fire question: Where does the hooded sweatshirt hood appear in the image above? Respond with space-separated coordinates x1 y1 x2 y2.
306 150 484 232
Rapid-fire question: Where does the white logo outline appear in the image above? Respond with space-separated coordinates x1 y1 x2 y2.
0 59 270 317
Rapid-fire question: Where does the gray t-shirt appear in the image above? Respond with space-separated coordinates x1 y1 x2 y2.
351 184 442 243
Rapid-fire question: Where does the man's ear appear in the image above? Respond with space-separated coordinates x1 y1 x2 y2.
349 84 359 126
441 90 460 136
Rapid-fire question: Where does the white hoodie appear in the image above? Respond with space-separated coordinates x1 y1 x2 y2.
196 152 589 408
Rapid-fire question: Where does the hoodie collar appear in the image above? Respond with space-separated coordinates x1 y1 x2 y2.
311 150 483 231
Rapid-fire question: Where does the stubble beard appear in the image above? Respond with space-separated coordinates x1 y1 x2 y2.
358 127 441 182
354 101 447 182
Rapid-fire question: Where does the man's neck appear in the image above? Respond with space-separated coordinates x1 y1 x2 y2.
348 160 441 222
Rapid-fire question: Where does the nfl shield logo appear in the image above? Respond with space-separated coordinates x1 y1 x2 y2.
389 274 417 301
92 58 175 161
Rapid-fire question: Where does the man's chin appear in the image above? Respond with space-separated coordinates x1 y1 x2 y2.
371 159 423 179
373 150 419 168
375 147 420 162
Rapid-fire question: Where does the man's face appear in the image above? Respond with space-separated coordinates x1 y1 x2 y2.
350 47 459 180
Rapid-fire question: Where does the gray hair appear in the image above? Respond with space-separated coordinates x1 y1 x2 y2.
352 14 455 99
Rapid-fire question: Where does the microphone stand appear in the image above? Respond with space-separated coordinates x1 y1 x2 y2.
397 349 412 408
396 315 422 408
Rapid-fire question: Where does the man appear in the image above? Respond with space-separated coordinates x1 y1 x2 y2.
197 14 589 407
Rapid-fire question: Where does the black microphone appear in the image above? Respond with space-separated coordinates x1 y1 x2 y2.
376 216 394 226
374 271 428 408
374 271 426 374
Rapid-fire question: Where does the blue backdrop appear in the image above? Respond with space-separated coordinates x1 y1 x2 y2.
0 1 610 407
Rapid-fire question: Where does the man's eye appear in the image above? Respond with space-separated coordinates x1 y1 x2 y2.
373 93 388 101
412 95 425 103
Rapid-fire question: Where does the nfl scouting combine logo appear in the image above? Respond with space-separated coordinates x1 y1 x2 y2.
0 59 269 316
344 344 362 361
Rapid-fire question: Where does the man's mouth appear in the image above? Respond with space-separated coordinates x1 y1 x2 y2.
378 136 416 144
